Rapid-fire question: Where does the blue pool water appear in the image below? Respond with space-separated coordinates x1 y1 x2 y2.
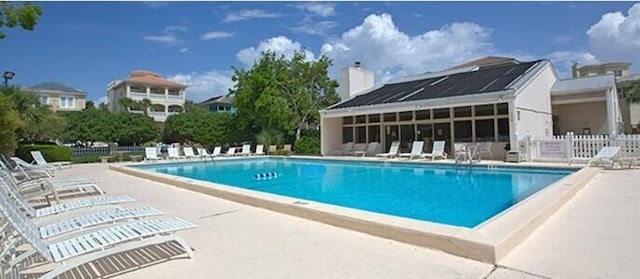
136 158 573 228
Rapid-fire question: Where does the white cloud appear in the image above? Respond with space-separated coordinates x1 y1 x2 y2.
291 21 337 35
143 24 187 46
167 70 234 102
553 35 572 44
223 9 282 23
546 50 599 78
236 36 315 67
296 2 335 17
143 34 177 45
587 4 640 67
97 95 108 105
201 31 234 40
320 13 494 83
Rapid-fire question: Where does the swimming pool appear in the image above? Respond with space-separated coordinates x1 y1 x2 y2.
135 158 573 228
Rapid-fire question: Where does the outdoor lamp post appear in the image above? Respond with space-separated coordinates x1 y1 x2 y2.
3 71 15 86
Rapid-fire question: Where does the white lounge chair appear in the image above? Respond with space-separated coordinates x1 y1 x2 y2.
11 156 57 174
183 147 197 160
476 142 493 161
400 141 426 160
616 149 640 169
424 141 448 161
30 150 71 170
588 146 620 168
144 147 160 162
0 174 134 218
211 146 222 158
226 147 237 157
333 142 354 156
0 188 196 279
355 142 379 157
240 144 251 156
255 144 265 156
167 147 185 160
268 145 277 154
1 170 104 203
376 141 400 159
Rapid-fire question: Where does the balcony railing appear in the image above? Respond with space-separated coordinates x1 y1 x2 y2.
149 93 165 100
129 92 147 100
167 95 183 101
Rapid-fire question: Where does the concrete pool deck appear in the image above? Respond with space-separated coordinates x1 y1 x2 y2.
44 163 640 278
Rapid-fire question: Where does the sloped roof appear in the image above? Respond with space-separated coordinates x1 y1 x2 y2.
23 82 87 96
447 56 518 70
551 74 616 94
124 70 187 88
199 95 234 105
329 59 542 110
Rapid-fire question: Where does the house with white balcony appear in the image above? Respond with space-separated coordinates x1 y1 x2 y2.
107 70 187 123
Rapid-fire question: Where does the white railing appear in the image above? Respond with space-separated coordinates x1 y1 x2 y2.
520 133 640 162
167 94 183 101
129 92 147 100
149 93 165 100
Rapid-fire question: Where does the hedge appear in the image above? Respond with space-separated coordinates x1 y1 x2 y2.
293 129 320 155
15 144 72 163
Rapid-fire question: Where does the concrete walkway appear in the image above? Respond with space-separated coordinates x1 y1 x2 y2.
47 164 640 278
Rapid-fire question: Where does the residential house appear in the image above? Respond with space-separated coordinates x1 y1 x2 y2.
21 82 87 112
573 62 640 133
107 70 187 123
320 57 620 158
198 95 235 113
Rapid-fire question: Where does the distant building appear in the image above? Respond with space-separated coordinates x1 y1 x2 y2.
572 62 631 78
198 95 235 113
573 61 640 133
21 82 87 112
107 70 187 122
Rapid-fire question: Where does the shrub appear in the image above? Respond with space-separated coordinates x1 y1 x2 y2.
294 129 320 155
15 144 72 163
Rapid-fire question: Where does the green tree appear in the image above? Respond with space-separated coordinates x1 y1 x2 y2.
110 113 157 145
230 50 339 140
0 95 22 154
0 86 65 143
59 106 113 146
623 80 640 103
0 1 43 39
162 109 238 147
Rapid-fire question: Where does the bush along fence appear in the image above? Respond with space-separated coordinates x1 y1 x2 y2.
520 132 640 162
15 144 72 163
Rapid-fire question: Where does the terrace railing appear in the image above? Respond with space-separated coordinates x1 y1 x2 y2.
519 132 640 162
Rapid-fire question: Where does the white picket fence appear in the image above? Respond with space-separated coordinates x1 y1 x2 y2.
520 133 640 163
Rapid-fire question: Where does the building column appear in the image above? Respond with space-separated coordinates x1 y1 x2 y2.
164 88 169 100
605 88 618 135
146 87 150 99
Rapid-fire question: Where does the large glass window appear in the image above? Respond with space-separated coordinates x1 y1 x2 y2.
383 112 397 122
37 95 49 105
475 119 495 142
474 104 494 116
416 124 433 142
368 125 381 143
497 103 509 115
399 111 413 121
368 114 380 123
433 108 450 119
415 109 430 120
343 116 353 125
454 120 472 142
355 115 366 124
454 106 472 118
497 118 509 141
400 124 415 152
342 127 353 143
355 126 367 143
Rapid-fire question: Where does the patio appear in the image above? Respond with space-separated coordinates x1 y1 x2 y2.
43 163 640 278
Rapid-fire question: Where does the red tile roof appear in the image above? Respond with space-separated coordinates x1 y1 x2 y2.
125 70 187 88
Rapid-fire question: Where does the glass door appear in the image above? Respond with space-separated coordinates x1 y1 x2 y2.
434 122 451 155
384 125 399 152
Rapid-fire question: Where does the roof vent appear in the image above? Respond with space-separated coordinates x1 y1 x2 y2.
354 61 361 68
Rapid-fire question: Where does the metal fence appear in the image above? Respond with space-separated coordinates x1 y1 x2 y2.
520 133 640 162
70 146 146 158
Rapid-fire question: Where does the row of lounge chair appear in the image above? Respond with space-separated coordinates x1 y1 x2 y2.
335 141 448 160
0 153 197 277
145 144 282 161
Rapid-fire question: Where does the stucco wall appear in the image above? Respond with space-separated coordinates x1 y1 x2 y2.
553 101 608 135
320 117 343 156
513 64 555 141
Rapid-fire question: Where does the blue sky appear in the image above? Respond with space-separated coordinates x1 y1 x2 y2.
1 1 639 103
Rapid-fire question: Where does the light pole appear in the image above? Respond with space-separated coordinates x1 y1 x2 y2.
3 71 15 86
